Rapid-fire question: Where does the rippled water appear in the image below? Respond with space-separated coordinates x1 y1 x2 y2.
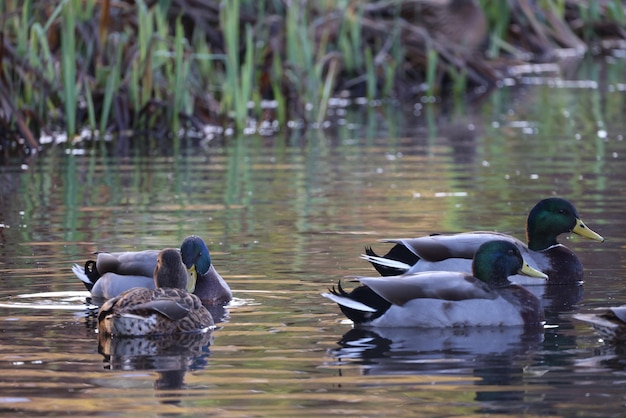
1 58 626 416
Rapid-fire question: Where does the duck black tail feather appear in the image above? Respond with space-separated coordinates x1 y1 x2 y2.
329 280 391 325
84 260 101 285
364 245 418 277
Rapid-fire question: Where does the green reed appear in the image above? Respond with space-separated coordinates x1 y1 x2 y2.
99 37 123 136
606 0 626 23
364 47 376 101
221 0 257 130
171 17 190 133
2 0 625 148
577 0 625 41
15 0 31 56
338 5 364 72
83 78 96 130
425 47 438 98
132 0 154 113
285 3 312 100
60 0 77 138
449 66 468 98
480 0 511 58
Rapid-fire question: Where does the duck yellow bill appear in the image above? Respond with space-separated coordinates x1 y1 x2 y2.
520 262 548 279
186 265 198 293
573 218 604 242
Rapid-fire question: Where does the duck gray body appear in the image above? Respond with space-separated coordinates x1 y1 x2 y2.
324 240 547 328
73 236 232 306
73 250 159 299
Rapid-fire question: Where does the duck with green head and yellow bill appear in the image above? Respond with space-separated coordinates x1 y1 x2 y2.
323 240 547 328
362 198 604 286
73 236 231 306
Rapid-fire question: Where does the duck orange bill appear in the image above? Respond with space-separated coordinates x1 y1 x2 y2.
520 262 548 279
186 265 198 293
573 218 604 242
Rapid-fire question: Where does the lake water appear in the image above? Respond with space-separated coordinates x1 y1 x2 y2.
1 57 626 416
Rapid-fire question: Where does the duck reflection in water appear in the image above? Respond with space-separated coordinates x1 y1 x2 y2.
98 330 213 398
330 326 545 403
575 306 626 346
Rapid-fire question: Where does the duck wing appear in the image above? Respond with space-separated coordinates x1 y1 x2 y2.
384 232 547 277
384 232 526 261
358 271 498 306
97 287 155 323
129 299 190 321
95 250 159 277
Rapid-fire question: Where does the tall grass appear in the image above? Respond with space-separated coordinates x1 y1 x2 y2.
364 47 377 101
480 0 511 58
60 0 77 139
221 0 256 130
425 47 439 98
132 0 154 114
1 0 625 150
606 0 626 23
99 37 123 136
170 17 190 134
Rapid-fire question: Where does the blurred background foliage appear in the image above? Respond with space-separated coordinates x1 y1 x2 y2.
0 0 625 153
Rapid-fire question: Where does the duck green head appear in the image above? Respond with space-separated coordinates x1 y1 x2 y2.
154 248 189 289
472 240 547 287
180 236 212 293
526 197 604 251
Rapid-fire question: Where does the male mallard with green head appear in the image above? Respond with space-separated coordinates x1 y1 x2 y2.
73 235 231 305
362 198 604 285
323 240 547 327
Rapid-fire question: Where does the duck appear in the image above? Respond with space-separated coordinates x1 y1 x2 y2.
361 198 604 286
323 240 547 327
98 248 215 336
73 235 232 305
574 307 626 344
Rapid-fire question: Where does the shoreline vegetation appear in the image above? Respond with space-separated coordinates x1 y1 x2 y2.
1 0 625 155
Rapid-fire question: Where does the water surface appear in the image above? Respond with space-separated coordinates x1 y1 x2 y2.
1 58 626 416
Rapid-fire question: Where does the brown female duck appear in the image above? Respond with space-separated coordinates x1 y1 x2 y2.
98 248 214 336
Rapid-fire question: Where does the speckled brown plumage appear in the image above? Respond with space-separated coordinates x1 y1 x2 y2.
97 248 214 337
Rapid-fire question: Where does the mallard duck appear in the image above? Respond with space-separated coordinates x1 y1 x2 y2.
362 198 604 285
322 240 547 327
574 307 626 344
98 248 214 336
73 235 232 305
